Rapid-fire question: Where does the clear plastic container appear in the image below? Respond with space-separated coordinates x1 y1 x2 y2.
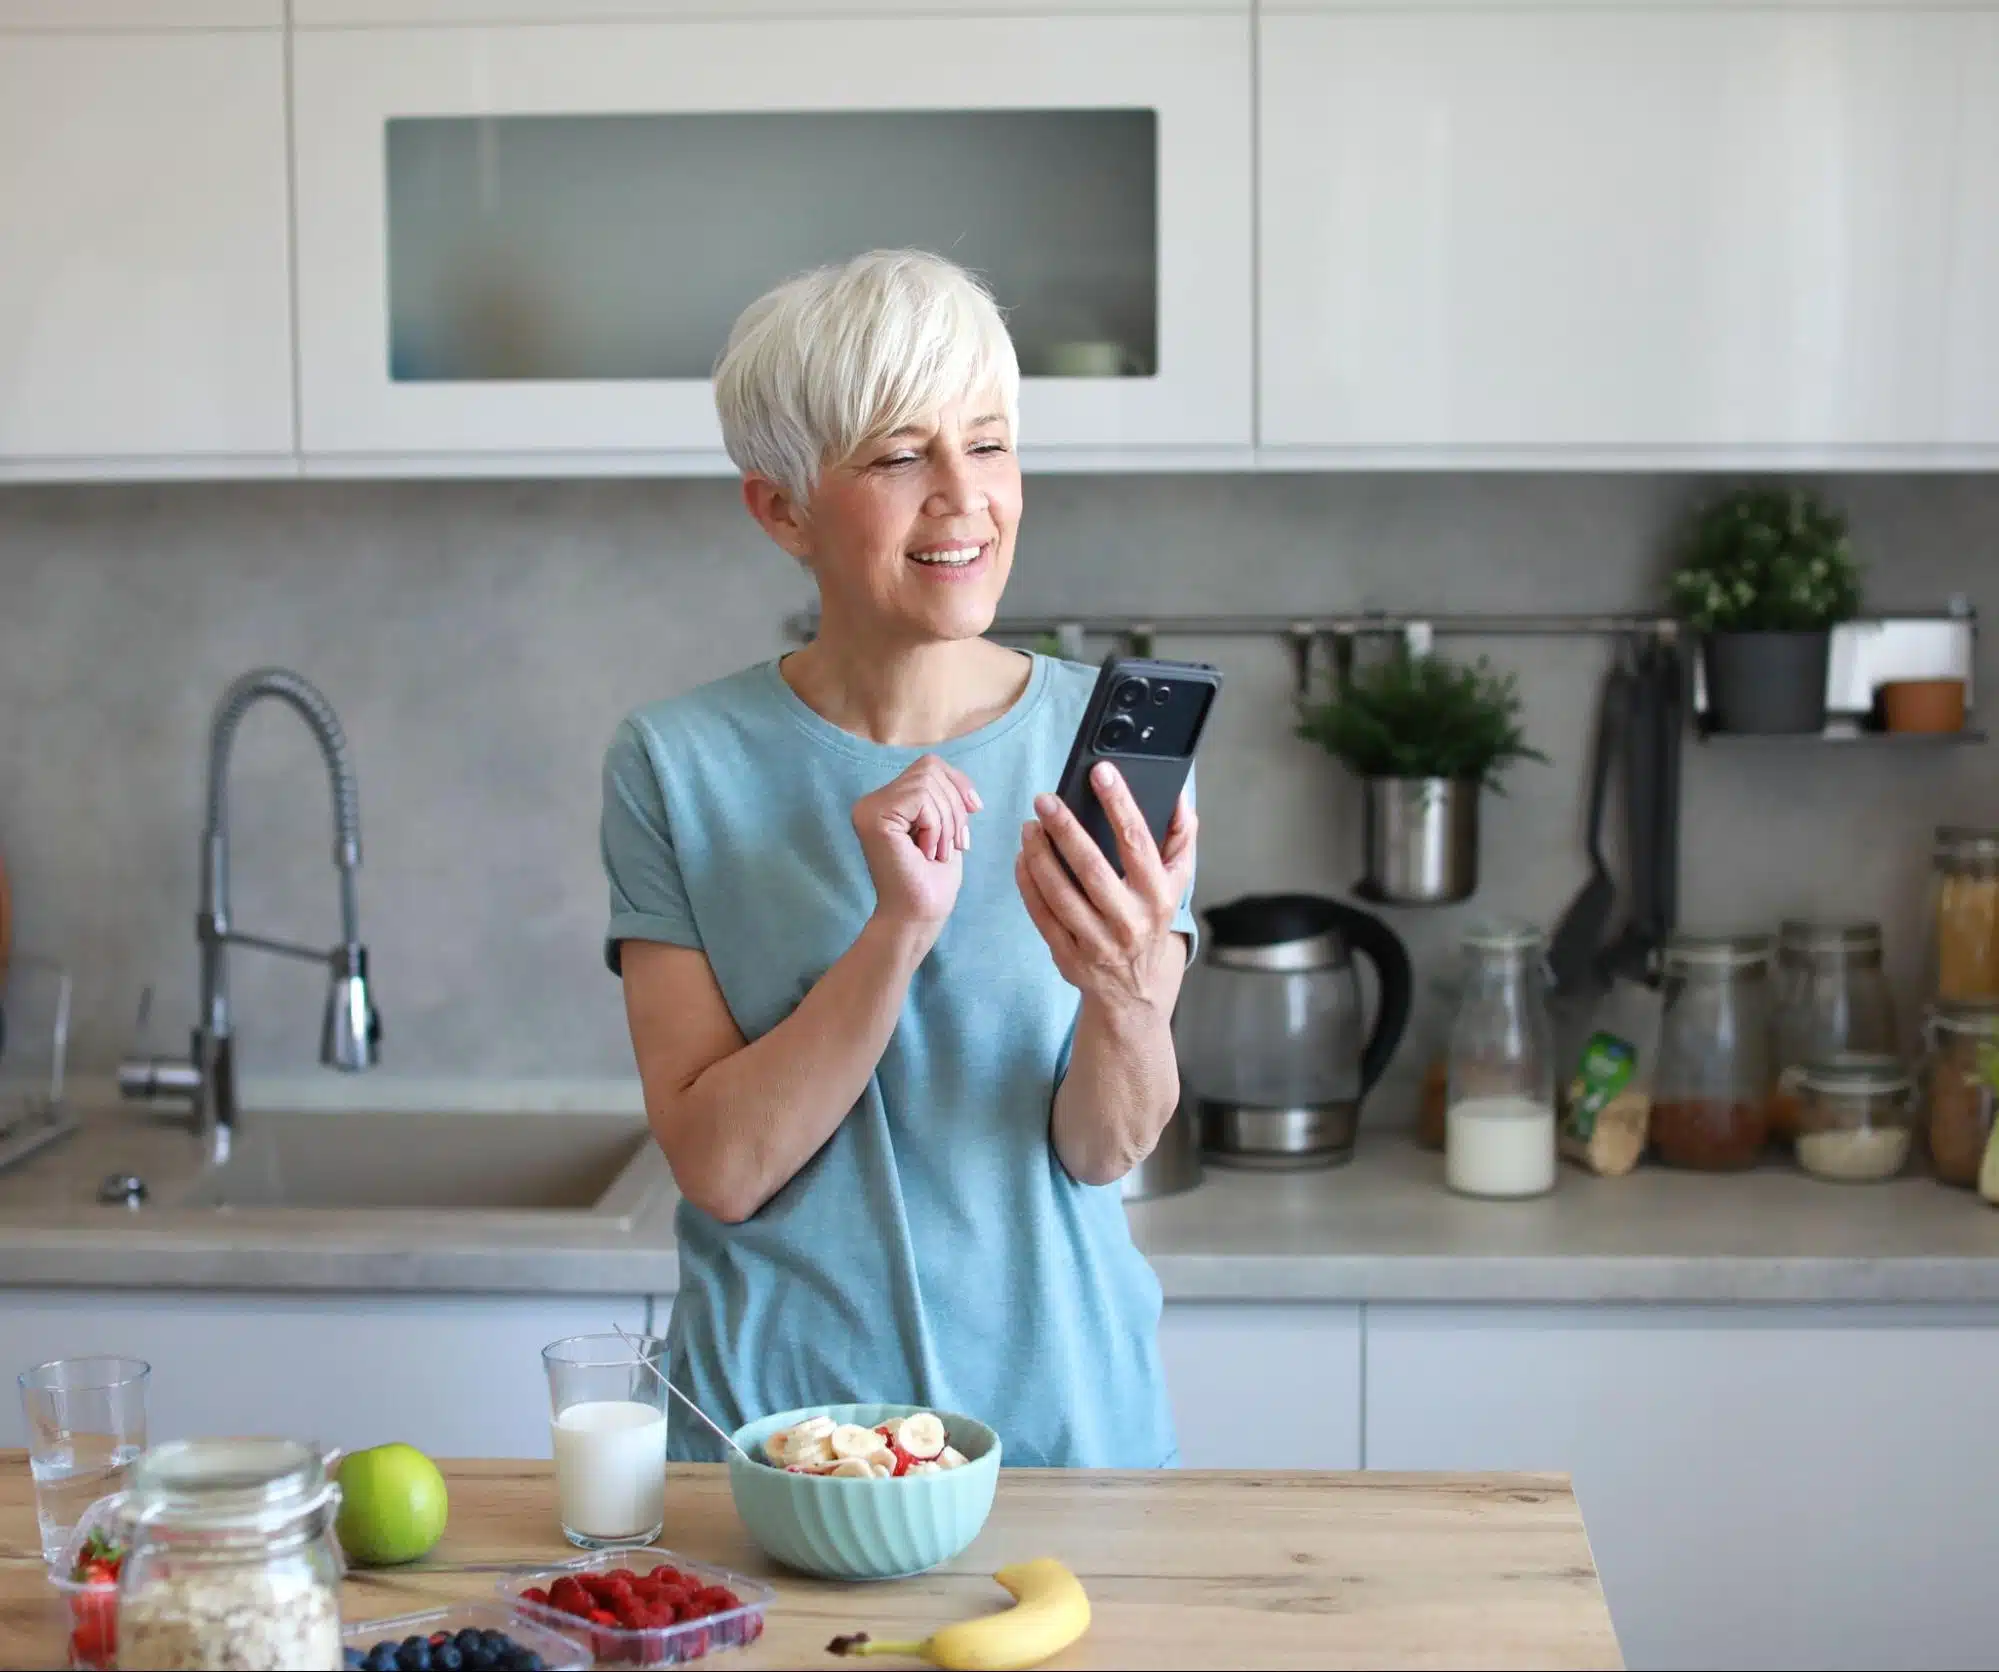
343 1601 590 1672
1932 826 1999 1002
1922 996 1999 1187
48 1491 136 1671
1771 920 1899 1142
1651 932 1775 1170
1794 1053 1916 1182
498 1547 775 1669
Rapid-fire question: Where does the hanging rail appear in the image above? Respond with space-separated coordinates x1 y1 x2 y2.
781 608 1682 696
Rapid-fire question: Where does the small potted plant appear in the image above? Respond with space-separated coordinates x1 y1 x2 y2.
1668 485 1863 735
1297 649 1545 904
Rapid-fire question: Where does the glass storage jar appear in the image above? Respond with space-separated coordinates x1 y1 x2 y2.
116 1438 344 1672
1922 997 1999 1188
1444 922 1556 1199
1931 826 1999 1002
1793 1053 1916 1182
1651 931 1774 1170
1771 920 1899 1141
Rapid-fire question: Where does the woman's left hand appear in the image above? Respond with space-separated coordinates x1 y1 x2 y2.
1016 763 1196 1011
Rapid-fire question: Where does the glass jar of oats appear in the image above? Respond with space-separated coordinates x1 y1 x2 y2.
1932 827 1999 1003
116 1439 343 1672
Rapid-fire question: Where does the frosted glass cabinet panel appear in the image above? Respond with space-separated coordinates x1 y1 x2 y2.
384 111 1157 385
294 16 1251 464
1259 7 1999 461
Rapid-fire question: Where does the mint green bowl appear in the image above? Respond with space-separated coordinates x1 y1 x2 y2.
727 1402 1001 1581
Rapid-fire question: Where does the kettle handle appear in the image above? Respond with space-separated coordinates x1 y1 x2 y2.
1325 901 1414 1098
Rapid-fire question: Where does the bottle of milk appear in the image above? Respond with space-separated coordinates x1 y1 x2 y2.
1445 922 1557 1199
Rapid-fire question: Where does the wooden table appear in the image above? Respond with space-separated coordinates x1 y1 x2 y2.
0 1456 1621 1669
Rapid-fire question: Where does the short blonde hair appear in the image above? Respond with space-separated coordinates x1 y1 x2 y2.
713 249 1020 507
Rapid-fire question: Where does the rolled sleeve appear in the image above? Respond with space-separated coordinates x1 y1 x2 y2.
601 719 702 974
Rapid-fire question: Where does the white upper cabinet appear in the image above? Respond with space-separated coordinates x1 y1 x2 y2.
0 3 280 24
0 31 294 469
1259 7 1999 463
296 0 1239 20
292 15 1252 469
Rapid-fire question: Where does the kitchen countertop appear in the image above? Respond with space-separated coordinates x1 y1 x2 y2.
0 1455 1623 1670
2 1106 1999 1303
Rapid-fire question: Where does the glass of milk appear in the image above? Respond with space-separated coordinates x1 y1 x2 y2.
541 1334 669 1548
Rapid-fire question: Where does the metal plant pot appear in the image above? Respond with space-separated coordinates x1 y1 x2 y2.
1362 776 1480 905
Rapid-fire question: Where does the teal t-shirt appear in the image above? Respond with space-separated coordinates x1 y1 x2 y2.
600 653 1186 1468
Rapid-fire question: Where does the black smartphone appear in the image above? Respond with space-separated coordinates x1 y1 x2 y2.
1052 654 1223 877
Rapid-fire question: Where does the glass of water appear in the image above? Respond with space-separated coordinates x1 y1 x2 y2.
18 1356 150 1564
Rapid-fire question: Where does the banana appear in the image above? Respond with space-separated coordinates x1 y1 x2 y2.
827 1559 1090 1671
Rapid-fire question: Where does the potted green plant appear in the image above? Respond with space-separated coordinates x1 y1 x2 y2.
1297 649 1545 904
1668 485 1863 735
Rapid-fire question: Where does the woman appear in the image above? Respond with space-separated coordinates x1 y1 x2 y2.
601 249 1196 1468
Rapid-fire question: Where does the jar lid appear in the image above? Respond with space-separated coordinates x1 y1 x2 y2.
1934 826 1999 863
1928 996 1999 1036
1460 919 1543 955
1664 931 1773 970
1777 919 1882 957
1798 1052 1913 1097
128 1438 332 1535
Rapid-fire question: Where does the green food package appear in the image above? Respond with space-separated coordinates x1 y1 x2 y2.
1563 1031 1638 1142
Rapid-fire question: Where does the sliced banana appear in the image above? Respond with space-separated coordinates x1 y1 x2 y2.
831 1423 886 1460
938 1446 969 1470
907 1459 942 1475
896 1413 948 1460
867 1457 897 1478
827 1456 876 1478
764 1428 793 1465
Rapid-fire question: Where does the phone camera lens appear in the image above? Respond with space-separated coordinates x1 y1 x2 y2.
1112 678 1148 711
1097 714 1137 752
1151 683 1172 706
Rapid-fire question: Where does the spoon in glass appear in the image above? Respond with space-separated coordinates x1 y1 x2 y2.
611 1323 756 1465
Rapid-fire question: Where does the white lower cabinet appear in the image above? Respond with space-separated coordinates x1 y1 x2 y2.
1158 1303 1360 1469
0 1291 649 1459
1364 1303 1999 1672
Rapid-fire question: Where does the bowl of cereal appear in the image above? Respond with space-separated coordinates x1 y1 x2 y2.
726 1403 1000 1580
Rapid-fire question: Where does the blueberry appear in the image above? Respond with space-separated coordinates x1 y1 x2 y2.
520 1656 547 1672
432 1647 463 1672
452 1630 484 1653
345 1651 366 1671
481 1632 511 1656
461 1646 496 1672
395 1644 431 1672
364 1651 399 1672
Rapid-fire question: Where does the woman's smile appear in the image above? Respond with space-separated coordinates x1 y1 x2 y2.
906 540 994 580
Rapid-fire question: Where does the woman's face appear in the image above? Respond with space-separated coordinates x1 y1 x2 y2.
755 394 1021 646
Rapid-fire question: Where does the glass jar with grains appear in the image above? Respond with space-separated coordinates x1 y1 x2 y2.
116 1438 343 1672
1651 932 1774 1170
1794 1053 1916 1182
1770 920 1899 1142
1921 997 1999 1188
1932 827 1999 1002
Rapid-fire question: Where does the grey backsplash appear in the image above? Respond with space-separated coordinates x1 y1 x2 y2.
2 474 1994 1122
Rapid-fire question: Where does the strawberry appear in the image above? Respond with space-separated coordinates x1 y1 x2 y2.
648 1564 684 1585
888 1442 915 1477
521 1586 550 1607
547 1575 591 1617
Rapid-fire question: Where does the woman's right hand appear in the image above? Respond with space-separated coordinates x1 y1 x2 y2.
852 753 983 933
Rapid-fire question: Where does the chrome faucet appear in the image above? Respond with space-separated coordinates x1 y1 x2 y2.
120 668 381 1162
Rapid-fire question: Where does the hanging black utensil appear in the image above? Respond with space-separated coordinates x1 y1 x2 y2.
1547 652 1630 997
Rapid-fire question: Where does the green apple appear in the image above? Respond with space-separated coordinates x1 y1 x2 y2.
335 1443 448 1566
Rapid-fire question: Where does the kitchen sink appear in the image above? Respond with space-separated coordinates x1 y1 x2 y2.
156 1110 665 1229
